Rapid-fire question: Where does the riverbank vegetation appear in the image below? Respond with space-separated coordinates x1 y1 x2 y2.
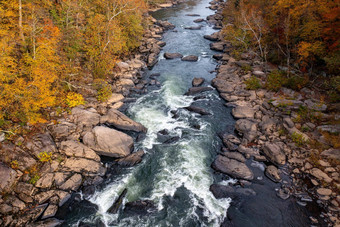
0 0 158 131
222 0 339 100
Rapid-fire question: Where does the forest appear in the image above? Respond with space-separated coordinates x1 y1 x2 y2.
0 0 339 129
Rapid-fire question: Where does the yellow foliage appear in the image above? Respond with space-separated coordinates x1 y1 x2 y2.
66 92 85 107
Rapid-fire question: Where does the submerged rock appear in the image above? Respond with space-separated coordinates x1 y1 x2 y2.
212 155 254 180
184 105 211 115
164 52 183 59
181 55 199 61
210 184 256 199
185 87 213 95
116 150 144 167
192 78 205 87
124 200 156 214
107 189 127 214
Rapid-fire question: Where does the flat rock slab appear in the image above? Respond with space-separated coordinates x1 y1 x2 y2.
71 107 100 128
60 140 100 161
63 157 106 176
83 126 133 158
185 87 213 95
100 108 147 133
181 55 199 62
232 106 255 119
164 52 183 59
262 143 286 166
0 163 17 192
212 155 254 180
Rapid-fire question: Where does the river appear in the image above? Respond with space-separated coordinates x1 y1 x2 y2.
59 0 320 226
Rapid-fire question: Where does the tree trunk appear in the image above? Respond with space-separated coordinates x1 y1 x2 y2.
19 0 24 42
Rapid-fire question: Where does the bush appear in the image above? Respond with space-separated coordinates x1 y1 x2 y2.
285 75 309 91
66 92 85 108
265 70 287 91
291 132 307 147
93 79 112 102
245 76 262 90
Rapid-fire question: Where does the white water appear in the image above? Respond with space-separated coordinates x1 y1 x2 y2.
88 75 231 227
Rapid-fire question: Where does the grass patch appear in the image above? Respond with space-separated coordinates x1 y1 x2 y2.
245 76 262 90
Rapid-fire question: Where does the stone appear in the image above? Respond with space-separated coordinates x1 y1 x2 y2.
0 133 5 142
35 191 55 204
164 52 183 59
124 200 156 215
204 34 218 41
27 218 64 227
184 105 211 115
48 121 78 142
235 119 258 142
56 191 71 207
7 196 26 210
60 140 100 161
0 144 37 172
156 20 175 30
265 165 281 182
116 150 144 167
310 168 332 183
108 189 127 214
185 26 203 30
83 126 133 158
262 142 286 166
238 145 260 157
283 117 295 128
0 204 13 214
116 62 129 72
321 149 340 161
194 18 205 23
181 55 199 61
63 158 105 176
25 133 57 159
107 93 124 104
0 163 17 192
232 106 255 119
210 42 224 51
212 155 254 180
221 152 246 163
36 173 54 189
252 71 265 77
192 78 205 87
100 108 147 133
59 174 82 191
185 87 213 95
71 107 100 128
14 182 34 195
210 184 256 199
41 205 58 219
316 188 332 196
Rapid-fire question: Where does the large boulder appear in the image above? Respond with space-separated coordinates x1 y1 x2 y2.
0 163 17 192
210 42 224 51
25 133 57 159
59 174 82 191
48 121 79 142
60 140 100 161
100 108 147 133
232 106 255 119
212 155 254 180
71 107 100 128
265 165 281 182
83 126 133 158
262 143 286 166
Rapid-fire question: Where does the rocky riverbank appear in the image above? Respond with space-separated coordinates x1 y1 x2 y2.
0 8 177 226
202 0 340 226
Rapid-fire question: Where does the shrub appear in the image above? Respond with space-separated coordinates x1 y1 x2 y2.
66 92 85 108
29 174 40 185
38 151 52 163
265 70 287 91
285 75 309 91
93 79 112 102
241 65 252 72
245 76 262 90
291 132 307 147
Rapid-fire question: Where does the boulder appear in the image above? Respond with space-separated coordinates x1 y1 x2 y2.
210 184 256 199
185 26 203 30
25 133 57 159
210 42 224 51
164 53 183 59
310 168 332 183
212 155 254 180
59 174 82 191
106 93 124 105
235 119 258 142
185 87 213 95
107 189 127 214
262 143 286 166
83 126 133 158
221 152 245 163
0 163 17 192
0 144 37 171
321 149 340 161
71 107 100 128
194 18 205 23
35 173 54 189
238 145 260 158
27 218 63 227
100 108 147 133
124 200 156 214
60 140 100 161
184 105 211 115
186 13 200 16
181 55 199 61
62 158 106 176
204 33 219 41
41 205 58 220
156 20 175 30
48 121 78 142
192 78 205 87
116 150 144 167
265 165 281 182
232 106 255 119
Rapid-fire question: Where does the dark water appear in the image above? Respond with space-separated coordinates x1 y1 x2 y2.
60 0 318 226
